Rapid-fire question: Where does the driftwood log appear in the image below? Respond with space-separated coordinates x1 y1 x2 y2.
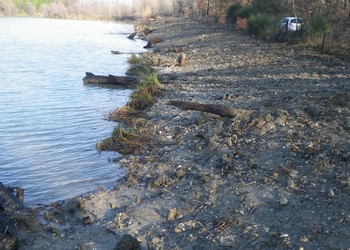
168 101 238 117
127 32 137 40
83 72 138 85
111 51 142 55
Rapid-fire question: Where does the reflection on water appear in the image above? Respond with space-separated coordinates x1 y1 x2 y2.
0 17 145 205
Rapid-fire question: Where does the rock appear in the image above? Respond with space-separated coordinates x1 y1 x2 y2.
328 189 335 197
227 137 233 147
176 53 187 66
151 175 170 188
280 197 288 205
135 196 141 204
119 158 129 165
116 234 140 250
47 225 60 235
83 216 91 225
110 203 117 209
167 208 179 221
174 223 186 233
0 234 16 250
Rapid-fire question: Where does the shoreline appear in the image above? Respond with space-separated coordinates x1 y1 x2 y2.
3 17 350 249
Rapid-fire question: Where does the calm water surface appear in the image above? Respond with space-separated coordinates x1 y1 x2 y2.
0 17 146 205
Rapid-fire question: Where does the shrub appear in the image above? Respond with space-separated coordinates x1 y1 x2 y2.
301 14 332 51
226 2 241 25
248 13 278 41
251 0 281 14
237 5 253 19
302 14 331 39
226 2 241 17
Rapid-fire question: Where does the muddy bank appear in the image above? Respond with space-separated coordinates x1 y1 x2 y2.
3 17 350 249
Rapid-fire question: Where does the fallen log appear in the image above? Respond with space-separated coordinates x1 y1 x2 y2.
168 100 238 117
83 72 138 85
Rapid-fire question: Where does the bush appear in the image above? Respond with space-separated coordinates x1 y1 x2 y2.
302 14 331 39
226 2 241 17
251 0 281 14
300 14 332 52
226 2 241 25
248 13 278 41
237 5 253 19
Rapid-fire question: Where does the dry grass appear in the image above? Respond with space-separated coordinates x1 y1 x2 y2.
96 120 153 154
108 105 140 123
97 62 161 154
128 85 155 110
127 54 142 64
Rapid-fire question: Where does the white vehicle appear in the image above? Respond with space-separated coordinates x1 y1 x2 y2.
280 17 304 31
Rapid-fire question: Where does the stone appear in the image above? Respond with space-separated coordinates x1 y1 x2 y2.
167 208 179 221
280 197 288 205
0 234 16 250
328 189 335 197
116 234 140 250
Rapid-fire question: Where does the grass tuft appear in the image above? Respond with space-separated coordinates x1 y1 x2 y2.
128 54 142 64
125 64 157 77
96 121 152 155
96 125 136 152
140 72 161 95
128 85 155 110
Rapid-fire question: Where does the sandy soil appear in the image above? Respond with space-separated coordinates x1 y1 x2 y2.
2 17 350 250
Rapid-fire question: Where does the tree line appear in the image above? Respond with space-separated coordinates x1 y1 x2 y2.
1 0 349 54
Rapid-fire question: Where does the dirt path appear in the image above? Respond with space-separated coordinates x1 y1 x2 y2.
6 17 350 250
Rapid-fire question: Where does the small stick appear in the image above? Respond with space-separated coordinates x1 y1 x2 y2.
197 221 214 237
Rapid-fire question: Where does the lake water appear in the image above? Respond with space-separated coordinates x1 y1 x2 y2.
0 17 146 205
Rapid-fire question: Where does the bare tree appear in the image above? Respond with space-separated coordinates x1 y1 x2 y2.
0 0 16 15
